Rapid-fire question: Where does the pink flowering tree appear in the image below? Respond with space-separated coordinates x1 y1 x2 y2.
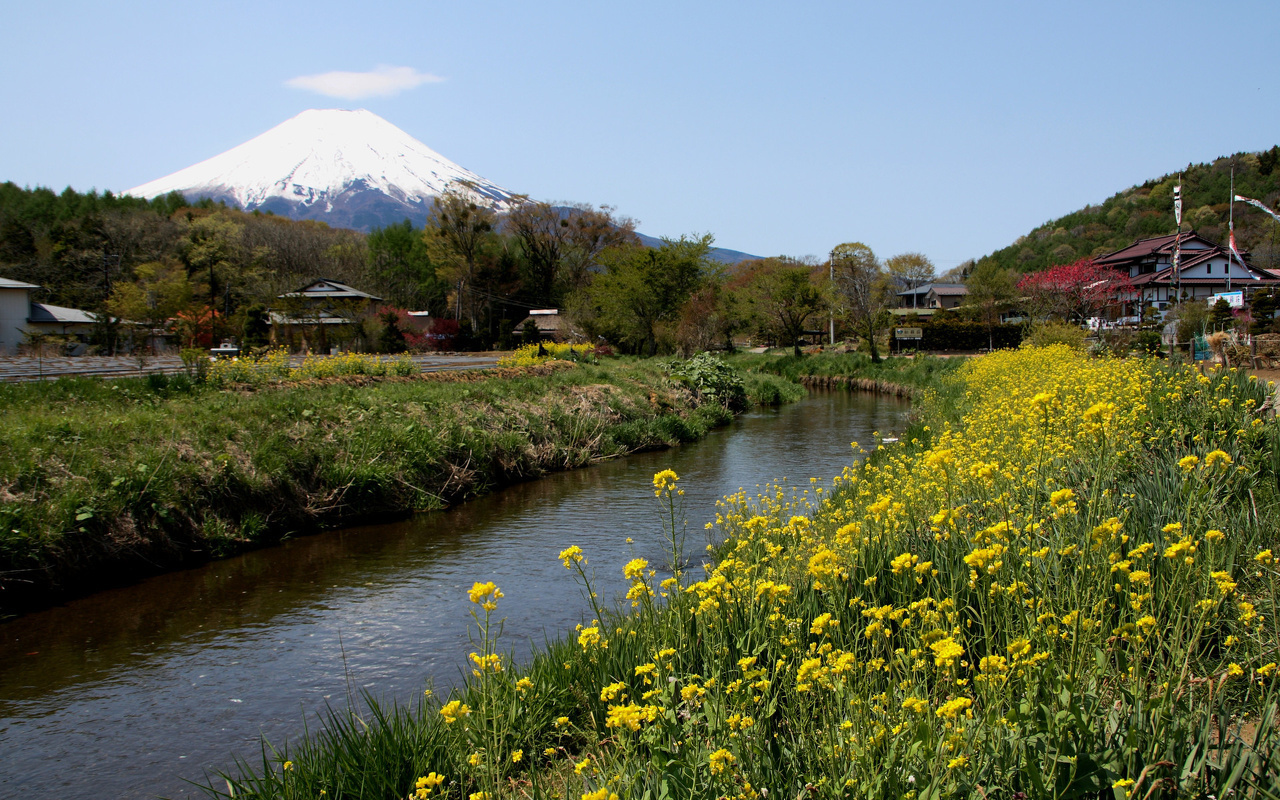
1016 258 1131 323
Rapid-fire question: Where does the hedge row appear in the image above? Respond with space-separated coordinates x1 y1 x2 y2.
891 318 1023 351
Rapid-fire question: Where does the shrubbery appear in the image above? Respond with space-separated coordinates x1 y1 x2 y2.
668 352 748 411
891 317 1023 351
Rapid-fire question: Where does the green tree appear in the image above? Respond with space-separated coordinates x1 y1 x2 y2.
884 252 935 306
830 242 891 362
964 261 1018 350
743 259 824 356
105 260 192 326
105 260 193 351
368 220 447 313
577 234 715 355
377 310 408 353
183 212 245 313
1209 298 1234 329
241 303 270 347
426 182 496 327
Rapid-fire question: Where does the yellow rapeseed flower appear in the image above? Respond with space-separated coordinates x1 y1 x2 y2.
1203 449 1233 468
558 546 585 568
930 637 964 669
439 700 471 723
468 582 503 610
708 748 736 775
936 696 972 718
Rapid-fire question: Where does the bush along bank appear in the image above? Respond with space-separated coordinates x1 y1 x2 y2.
0 357 800 614
211 345 1280 800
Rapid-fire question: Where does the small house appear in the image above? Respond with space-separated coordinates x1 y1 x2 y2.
0 278 98 354
512 309 574 342
269 278 383 352
897 283 968 310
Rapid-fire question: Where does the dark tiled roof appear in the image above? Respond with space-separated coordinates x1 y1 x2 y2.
1121 244 1269 285
1127 270 1279 287
900 282 966 297
1094 231 1215 264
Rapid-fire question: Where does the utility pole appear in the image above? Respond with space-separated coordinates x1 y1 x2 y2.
829 249 835 345
102 253 120 300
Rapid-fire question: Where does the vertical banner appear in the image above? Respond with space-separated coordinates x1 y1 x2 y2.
1228 229 1255 280
1173 184 1182 225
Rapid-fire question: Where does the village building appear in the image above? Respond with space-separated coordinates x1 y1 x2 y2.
0 277 99 355
269 278 383 353
1096 231 1280 320
511 309 574 342
895 282 968 312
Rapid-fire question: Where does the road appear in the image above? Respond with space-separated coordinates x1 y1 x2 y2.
0 352 503 382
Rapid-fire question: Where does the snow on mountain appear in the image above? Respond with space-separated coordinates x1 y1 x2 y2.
127 109 517 230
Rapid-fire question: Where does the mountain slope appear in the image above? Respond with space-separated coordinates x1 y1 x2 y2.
977 146 1280 274
127 109 516 231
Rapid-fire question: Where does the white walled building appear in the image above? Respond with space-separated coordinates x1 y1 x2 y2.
0 278 99 354
1095 231 1280 317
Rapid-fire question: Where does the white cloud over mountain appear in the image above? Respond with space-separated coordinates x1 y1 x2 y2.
284 65 443 100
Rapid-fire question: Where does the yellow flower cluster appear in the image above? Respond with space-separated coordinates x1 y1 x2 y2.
468 581 503 611
208 348 416 386
497 342 589 367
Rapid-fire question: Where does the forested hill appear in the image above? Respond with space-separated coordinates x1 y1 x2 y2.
973 146 1280 275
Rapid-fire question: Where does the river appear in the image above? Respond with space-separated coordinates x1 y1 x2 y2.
0 388 908 799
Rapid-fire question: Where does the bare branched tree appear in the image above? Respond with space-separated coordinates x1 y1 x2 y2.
830 242 892 362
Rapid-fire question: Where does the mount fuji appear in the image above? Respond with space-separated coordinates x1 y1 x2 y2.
127 109 517 231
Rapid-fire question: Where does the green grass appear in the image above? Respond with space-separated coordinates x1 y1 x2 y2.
0 358 801 613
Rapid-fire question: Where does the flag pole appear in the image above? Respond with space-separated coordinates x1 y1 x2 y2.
1227 163 1234 293
1172 177 1183 304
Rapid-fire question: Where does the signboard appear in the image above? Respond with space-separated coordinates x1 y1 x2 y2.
895 327 923 340
1207 291 1244 309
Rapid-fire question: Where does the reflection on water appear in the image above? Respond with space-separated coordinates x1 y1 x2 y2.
0 388 907 799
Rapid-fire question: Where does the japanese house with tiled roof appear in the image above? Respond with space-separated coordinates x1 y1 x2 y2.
1096 231 1280 318
895 282 969 311
268 278 384 352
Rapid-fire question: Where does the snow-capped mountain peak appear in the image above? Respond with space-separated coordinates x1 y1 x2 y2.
127 109 515 229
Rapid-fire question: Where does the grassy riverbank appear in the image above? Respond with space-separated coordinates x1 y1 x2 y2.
731 351 964 399
211 346 1280 800
0 357 800 613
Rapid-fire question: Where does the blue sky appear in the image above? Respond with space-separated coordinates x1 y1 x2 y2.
2 1 1277 270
